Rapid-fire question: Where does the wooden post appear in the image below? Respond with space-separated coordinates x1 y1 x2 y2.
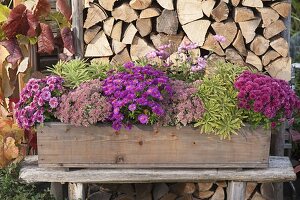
50 183 64 200
227 181 246 200
68 183 85 200
72 0 84 58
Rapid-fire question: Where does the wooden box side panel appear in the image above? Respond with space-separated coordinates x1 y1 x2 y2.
37 123 270 168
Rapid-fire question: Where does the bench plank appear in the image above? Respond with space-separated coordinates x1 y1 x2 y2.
20 156 296 184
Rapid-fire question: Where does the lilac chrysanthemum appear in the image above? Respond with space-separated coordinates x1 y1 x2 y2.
102 62 172 130
55 79 112 127
15 76 64 129
162 80 205 127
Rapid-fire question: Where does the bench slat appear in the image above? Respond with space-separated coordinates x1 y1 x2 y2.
19 156 296 183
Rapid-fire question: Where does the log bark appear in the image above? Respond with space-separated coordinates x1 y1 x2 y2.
182 20 211 46
263 20 286 39
270 37 289 57
112 4 138 23
129 0 152 10
211 21 238 49
156 9 178 35
257 8 280 28
211 1 229 22
262 50 280 66
84 26 101 44
136 18 152 37
140 7 160 18
194 190 214 199
233 30 247 56
271 2 291 18
250 35 270 56
122 23 138 44
177 0 203 25
202 0 216 17
157 0 174 10
239 18 261 43
84 3 107 29
85 31 113 57
234 7 255 22
246 51 263 71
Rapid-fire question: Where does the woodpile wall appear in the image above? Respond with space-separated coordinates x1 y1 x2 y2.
82 0 292 81
86 182 274 200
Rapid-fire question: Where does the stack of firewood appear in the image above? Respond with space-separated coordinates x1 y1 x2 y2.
82 0 291 81
86 182 274 200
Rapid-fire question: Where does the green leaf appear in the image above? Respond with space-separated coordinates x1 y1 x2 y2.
48 11 70 29
0 4 10 23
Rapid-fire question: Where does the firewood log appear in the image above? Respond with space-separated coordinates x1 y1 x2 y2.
210 187 225 200
169 183 196 196
202 0 216 17
271 2 291 18
103 17 114 36
136 18 152 37
197 182 213 192
129 0 152 10
85 31 113 57
84 26 101 44
225 48 245 66
182 20 211 46
157 0 174 10
111 21 123 41
234 7 255 22
211 21 238 49
231 0 241 7
263 20 286 39
246 51 263 71
122 23 138 44
257 8 279 28
239 18 261 43
98 0 117 11
270 37 289 57
211 1 229 22
202 33 225 56
250 35 270 56
84 3 107 29
193 190 214 199
111 48 131 66
177 0 203 25
242 0 263 8
140 7 161 18
266 57 291 81
233 30 247 56
112 40 126 54
245 182 257 200
112 4 138 23
262 50 280 66
130 36 155 60
150 32 184 52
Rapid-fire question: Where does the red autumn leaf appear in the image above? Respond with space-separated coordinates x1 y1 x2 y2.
56 0 72 21
61 27 75 55
33 0 51 18
2 4 39 39
38 23 55 54
0 39 23 65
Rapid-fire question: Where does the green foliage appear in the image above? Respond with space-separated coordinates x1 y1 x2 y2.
48 59 116 89
292 0 300 37
0 164 54 200
47 11 71 29
194 62 246 139
242 109 270 129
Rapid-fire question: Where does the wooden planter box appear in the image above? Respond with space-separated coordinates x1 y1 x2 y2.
37 123 271 169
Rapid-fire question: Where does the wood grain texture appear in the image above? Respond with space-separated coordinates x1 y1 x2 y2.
20 156 296 183
37 123 270 169
72 0 84 58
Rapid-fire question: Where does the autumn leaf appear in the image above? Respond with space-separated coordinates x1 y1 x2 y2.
38 23 55 54
3 137 19 160
2 4 39 39
0 39 23 65
0 4 10 23
61 27 75 55
0 45 9 65
33 0 51 18
56 0 72 21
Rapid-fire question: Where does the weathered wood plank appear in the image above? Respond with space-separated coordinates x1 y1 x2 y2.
37 123 270 169
72 0 84 58
227 181 246 200
68 183 85 200
20 156 296 183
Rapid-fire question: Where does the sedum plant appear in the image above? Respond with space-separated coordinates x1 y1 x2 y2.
194 62 246 139
48 59 116 89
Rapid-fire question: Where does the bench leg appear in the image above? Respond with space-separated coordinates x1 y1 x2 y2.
227 181 246 200
50 182 63 200
68 183 85 200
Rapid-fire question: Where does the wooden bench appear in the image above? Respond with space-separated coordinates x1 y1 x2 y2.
20 156 296 200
